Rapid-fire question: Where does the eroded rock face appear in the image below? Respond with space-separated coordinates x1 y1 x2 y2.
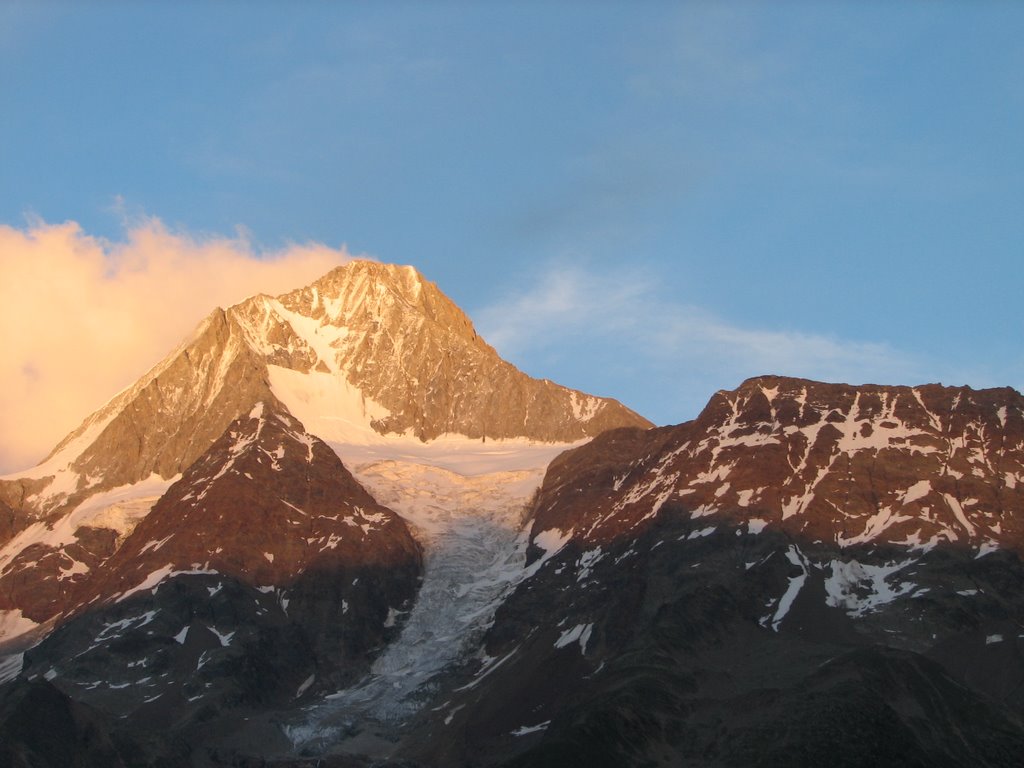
1 308 276 519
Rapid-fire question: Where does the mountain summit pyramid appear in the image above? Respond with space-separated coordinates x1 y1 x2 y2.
1 260 651 519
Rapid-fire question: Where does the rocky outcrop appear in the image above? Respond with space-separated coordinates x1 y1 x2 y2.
89 399 420 598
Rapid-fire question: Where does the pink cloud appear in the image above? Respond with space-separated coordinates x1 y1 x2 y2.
0 218 355 474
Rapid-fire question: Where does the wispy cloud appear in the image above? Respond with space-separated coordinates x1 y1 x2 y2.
474 263 926 425
0 216 354 474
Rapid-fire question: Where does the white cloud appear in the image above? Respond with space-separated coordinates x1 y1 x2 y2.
478 267 648 356
474 263 924 425
0 217 355 474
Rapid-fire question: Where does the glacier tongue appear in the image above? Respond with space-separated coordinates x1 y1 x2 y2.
290 458 546 751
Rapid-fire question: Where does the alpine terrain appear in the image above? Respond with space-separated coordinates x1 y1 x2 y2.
2 261 1024 767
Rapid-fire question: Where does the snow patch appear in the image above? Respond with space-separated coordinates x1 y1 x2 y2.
210 627 235 647
0 609 40 644
768 545 808 631
569 391 600 422
96 610 158 642
295 674 315 698
0 653 24 684
511 721 551 737
901 480 932 505
976 540 1001 559
686 526 716 540
531 528 573 569
943 493 977 537
824 558 921 616
115 564 219 602
747 518 769 535
837 507 913 547
555 623 593 654
576 548 605 581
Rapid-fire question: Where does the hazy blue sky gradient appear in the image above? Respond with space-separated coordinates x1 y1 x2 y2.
2 1 1022 427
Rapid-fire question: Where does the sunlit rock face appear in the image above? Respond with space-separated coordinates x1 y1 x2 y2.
406 377 1024 768
86 400 420 609
252 262 650 443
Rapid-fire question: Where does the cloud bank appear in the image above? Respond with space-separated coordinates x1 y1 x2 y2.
474 264 926 426
0 218 353 474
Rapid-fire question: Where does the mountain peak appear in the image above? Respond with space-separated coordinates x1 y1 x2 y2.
2 262 651 517
264 258 481 351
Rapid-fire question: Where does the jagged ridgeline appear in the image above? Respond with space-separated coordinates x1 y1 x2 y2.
2 261 1024 768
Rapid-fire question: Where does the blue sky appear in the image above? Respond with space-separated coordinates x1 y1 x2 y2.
1 1 1022 465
